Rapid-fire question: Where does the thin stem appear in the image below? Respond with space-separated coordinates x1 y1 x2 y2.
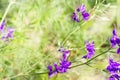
7 72 48 79
61 26 81 46
7 73 28 80
31 72 48 75
0 1 14 25
70 47 111 69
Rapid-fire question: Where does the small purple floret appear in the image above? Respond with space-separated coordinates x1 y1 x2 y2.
110 28 118 48
72 4 90 22
47 47 71 78
77 4 86 12
106 58 120 80
82 11 90 21
2 28 14 41
0 21 5 32
72 12 80 22
117 48 120 54
83 41 95 59
110 28 120 54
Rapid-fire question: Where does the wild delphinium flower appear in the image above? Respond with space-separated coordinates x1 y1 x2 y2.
2 27 14 41
81 12 90 21
72 11 80 22
72 4 90 22
77 4 85 13
110 27 120 54
116 38 120 54
110 28 118 48
83 41 95 59
106 58 120 80
77 4 90 21
0 21 14 42
58 48 71 73
47 47 71 78
47 65 58 78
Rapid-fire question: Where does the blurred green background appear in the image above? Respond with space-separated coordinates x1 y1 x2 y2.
0 0 119 80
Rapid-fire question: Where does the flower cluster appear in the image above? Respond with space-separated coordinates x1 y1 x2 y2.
72 4 90 22
83 41 95 59
0 21 14 42
106 58 120 80
106 27 120 80
110 28 120 54
47 47 71 78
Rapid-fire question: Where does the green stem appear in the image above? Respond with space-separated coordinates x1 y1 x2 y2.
61 26 81 46
7 72 48 79
7 73 28 80
69 47 111 69
31 72 48 75
0 1 14 24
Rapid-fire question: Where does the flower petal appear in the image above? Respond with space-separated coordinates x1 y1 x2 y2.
82 11 90 20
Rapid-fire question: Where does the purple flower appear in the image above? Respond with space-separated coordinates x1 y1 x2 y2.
2 28 14 41
117 48 120 54
59 60 71 73
116 38 120 54
107 58 120 74
72 4 90 22
47 65 57 78
0 21 5 32
77 4 86 12
110 28 118 48
110 28 120 54
77 4 90 21
58 47 70 60
72 12 80 22
47 47 71 78
83 41 95 59
106 58 120 80
116 38 120 46
109 74 120 80
47 65 53 77
109 76 114 80
82 11 90 20
0 20 14 42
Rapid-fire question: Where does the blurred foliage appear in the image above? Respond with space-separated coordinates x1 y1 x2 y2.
0 0 119 80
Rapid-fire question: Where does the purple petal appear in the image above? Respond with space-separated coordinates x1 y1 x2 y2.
0 21 5 31
109 76 115 80
82 11 90 20
117 48 120 54
47 65 53 72
72 12 80 22
58 47 70 60
63 50 70 60
110 28 119 48
1 28 14 41
83 41 95 59
83 52 94 59
107 58 120 75
7 28 14 38
116 38 120 46
49 71 57 78
47 65 58 78
77 4 86 12
54 63 59 72
110 36 117 48
113 28 117 36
